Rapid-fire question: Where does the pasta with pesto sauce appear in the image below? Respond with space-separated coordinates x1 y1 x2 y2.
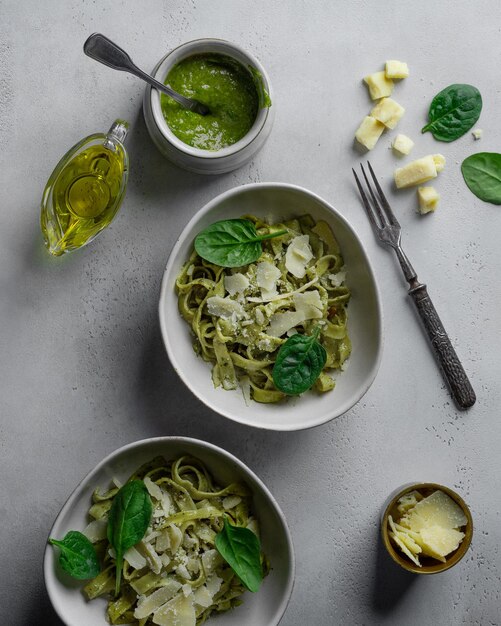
82 456 267 625
176 214 351 403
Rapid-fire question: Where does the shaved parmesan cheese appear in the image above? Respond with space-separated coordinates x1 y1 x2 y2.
193 585 213 608
224 273 249 296
223 495 242 510
201 549 223 576
134 580 182 619
124 546 148 570
255 308 265 325
246 518 260 536
155 528 170 552
389 531 421 567
206 296 245 320
401 490 467 532
153 593 196 626
266 290 323 337
389 516 422 555
390 489 468 566
419 526 465 559
266 311 307 337
205 574 223 597
285 235 313 278
83 519 107 543
256 261 281 298
138 541 162 574
144 476 164 502
175 563 191 580
167 524 183 554
294 290 323 314
328 271 346 288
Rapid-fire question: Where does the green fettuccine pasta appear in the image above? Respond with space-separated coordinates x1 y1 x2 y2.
82 456 268 625
175 215 351 403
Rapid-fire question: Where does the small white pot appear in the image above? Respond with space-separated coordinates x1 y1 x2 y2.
143 38 274 174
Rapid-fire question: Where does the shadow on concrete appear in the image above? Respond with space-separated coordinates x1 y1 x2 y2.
23 589 64 626
371 524 417 615
132 314 310 474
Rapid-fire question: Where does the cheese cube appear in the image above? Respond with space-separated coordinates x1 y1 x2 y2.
370 97 405 129
355 116 385 150
472 128 483 140
392 134 414 156
417 186 440 214
385 60 409 79
394 155 437 188
364 71 394 100
433 154 446 172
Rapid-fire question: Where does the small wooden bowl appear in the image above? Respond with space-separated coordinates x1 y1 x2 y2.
381 482 473 574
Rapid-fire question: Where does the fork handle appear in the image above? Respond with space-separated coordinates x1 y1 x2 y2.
408 283 476 409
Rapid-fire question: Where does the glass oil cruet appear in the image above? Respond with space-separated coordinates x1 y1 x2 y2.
40 119 129 256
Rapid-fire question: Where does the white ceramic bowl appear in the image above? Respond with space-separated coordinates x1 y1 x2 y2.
159 183 383 430
143 39 274 174
44 437 294 626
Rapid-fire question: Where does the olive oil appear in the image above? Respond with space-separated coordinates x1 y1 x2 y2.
41 120 129 256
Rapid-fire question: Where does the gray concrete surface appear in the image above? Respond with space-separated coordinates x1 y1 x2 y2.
1 1 500 624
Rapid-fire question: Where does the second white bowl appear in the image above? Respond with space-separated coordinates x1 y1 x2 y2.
44 437 294 626
159 183 383 430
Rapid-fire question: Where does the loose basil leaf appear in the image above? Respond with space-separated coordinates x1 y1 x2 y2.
272 326 327 395
194 219 287 268
48 530 100 580
461 152 501 205
421 84 482 142
215 517 263 593
107 480 152 595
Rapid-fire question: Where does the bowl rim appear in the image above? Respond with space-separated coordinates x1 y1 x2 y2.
149 38 272 160
43 435 296 626
158 182 384 431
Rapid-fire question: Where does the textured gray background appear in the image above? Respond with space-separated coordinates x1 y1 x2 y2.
1 1 500 624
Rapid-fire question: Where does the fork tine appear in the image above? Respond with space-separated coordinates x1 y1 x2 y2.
367 161 400 228
352 168 380 231
360 164 388 227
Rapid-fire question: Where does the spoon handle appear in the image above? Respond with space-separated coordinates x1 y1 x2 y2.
83 34 209 115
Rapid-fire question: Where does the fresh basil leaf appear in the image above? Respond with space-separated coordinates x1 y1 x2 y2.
49 530 100 580
107 480 152 595
194 219 287 268
215 517 263 593
461 152 501 204
421 84 482 142
272 327 327 395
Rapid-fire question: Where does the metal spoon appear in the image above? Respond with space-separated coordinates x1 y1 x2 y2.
83 33 210 116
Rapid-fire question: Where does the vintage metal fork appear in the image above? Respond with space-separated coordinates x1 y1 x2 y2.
353 162 476 409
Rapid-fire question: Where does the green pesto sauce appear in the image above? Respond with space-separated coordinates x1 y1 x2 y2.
161 54 260 151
